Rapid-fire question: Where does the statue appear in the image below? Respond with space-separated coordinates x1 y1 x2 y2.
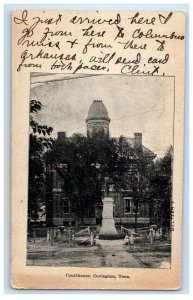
100 176 117 235
104 176 110 197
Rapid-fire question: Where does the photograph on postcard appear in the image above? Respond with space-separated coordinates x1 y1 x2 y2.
27 73 174 269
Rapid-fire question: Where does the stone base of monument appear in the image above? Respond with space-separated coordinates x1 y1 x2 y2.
99 219 118 235
99 196 118 237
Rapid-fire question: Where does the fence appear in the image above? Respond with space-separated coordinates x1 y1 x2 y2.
28 224 170 247
121 225 170 245
28 226 96 246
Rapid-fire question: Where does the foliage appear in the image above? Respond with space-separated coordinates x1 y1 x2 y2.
126 148 154 231
28 100 54 221
45 132 135 222
45 127 171 229
99 233 125 240
149 146 173 228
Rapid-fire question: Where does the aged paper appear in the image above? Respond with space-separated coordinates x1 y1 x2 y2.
11 10 185 290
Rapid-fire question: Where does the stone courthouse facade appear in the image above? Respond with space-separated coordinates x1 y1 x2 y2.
47 100 156 226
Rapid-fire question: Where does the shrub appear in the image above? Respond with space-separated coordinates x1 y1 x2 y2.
99 233 125 240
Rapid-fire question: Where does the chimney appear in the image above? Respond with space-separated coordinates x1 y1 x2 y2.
57 131 66 141
134 132 142 148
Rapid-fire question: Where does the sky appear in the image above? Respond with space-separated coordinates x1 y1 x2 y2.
30 73 174 157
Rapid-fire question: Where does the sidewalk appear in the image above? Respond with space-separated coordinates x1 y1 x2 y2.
97 239 143 268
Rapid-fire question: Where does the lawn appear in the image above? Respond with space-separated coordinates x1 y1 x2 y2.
27 237 171 268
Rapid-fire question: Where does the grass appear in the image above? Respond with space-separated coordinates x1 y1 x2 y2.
126 239 171 268
27 236 171 268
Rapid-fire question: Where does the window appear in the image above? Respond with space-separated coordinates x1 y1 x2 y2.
124 197 132 214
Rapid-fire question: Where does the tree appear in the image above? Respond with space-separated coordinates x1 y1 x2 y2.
28 100 54 224
149 146 173 230
112 136 135 192
45 132 135 224
129 147 154 232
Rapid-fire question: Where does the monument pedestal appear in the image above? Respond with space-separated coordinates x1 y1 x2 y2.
99 197 117 235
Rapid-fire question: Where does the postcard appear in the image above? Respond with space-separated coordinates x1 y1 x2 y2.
11 9 185 290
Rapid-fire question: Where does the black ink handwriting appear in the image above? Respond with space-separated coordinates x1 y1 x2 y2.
73 62 107 74
14 10 28 25
121 64 160 76
118 39 147 50
89 52 116 64
51 60 73 71
158 12 173 24
128 12 156 25
114 26 125 40
66 39 79 48
82 25 106 37
82 38 112 54
132 28 185 40
115 53 141 65
70 13 121 26
155 40 166 51
17 49 76 71
148 54 169 64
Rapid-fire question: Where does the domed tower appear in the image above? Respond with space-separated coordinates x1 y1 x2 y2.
86 100 111 137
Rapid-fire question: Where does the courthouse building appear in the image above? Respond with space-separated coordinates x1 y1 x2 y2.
46 100 156 226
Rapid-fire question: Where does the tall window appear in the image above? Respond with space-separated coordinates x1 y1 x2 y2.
124 197 132 214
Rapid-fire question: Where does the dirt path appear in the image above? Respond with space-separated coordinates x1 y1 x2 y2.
27 238 144 267
97 239 143 268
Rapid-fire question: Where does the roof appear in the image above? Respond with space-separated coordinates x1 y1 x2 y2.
117 137 156 159
86 100 110 122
